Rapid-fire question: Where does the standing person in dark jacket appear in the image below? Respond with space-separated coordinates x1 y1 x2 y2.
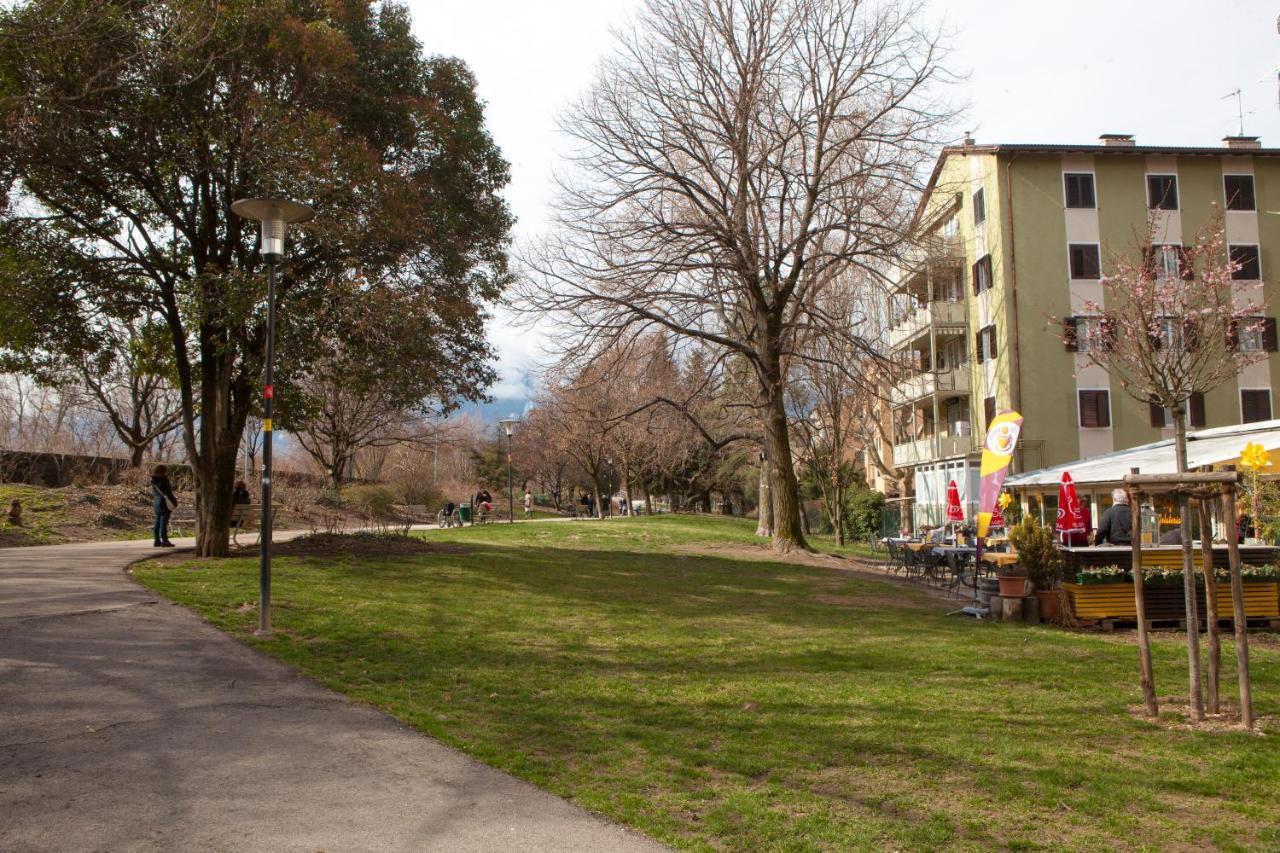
150 465 178 547
1095 489 1132 545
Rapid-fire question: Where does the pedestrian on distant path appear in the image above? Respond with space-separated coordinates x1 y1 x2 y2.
8 499 22 527
151 465 178 547
523 490 533 519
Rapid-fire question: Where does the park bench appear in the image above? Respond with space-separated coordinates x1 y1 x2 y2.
230 503 276 546
393 504 433 525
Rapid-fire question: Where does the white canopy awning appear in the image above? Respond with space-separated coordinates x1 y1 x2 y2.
1005 419 1280 490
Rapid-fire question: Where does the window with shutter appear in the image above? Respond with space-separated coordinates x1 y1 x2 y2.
1079 390 1110 428
975 330 984 364
1264 317 1278 352
1147 174 1178 210
1069 244 1100 279
984 396 996 426
986 326 998 359
1224 175 1256 211
1242 389 1272 424
1148 401 1167 428
973 188 986 224
1230 245 1261 280
1064 173 1096 209
1189 392 1206 428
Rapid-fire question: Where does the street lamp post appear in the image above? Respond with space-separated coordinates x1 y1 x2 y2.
231 197 314 637
499 416 519 524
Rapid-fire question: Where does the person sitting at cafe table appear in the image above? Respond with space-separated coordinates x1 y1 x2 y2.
927 525 947 545
1095 489 1132 546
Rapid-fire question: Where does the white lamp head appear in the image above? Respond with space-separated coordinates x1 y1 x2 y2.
231 198 314 262
499 415 519 437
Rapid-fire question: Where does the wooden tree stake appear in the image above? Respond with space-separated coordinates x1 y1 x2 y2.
1198 502 1221 714
1129 469 1157 717
1220 487 1254 729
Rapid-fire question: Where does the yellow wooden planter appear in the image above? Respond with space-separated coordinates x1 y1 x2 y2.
1063 581 1280 620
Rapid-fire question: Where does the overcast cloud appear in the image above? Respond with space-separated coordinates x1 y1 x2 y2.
406 0 1280 403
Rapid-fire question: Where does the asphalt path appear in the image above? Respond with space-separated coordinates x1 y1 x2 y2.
0 530 666 853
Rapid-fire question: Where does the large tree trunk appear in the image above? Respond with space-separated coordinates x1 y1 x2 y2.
129 442 145 467
762 378 807 552
193 346 252 557
1173 407 1205 721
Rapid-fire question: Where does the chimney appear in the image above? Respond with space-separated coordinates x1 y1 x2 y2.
1223 135 1261 150
1099 133 1135 147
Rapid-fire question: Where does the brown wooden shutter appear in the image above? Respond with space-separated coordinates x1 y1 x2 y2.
972 260 980 296
1226 318 1239 351
987 326 998 359
975 330 984 363
1264 317 1278 352
984 396 996 426
1242 390 1272 423
1149 401 1165 428
1189 392 1206 428
1142 245 1155 276
1063 316 1078 351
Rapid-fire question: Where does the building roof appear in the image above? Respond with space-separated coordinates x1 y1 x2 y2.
1005 420 1280 490
911 139 1280 231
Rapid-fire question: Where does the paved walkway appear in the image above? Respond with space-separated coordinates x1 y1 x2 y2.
0 532 666 852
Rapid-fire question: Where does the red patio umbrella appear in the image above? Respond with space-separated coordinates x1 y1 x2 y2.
945 479 964 523
1055 471 1087 542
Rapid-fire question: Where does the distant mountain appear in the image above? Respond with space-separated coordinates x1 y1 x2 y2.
460 397 531 425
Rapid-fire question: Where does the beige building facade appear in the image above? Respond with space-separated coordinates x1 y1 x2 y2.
886 134 1280 528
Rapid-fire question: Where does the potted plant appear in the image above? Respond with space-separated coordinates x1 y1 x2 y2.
1008 515 1062 617
1076 564 1129 585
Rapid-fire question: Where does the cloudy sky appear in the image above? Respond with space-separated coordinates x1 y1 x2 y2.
406 0 1280 407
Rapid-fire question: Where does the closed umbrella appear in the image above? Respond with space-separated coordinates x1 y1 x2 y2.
945 479 964 522
1055 471 1086 544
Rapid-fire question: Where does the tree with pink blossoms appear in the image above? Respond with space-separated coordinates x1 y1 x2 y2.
1062 210 1265 723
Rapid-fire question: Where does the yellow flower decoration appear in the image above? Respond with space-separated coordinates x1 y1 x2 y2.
997 492 1012 510
1240 442 1270 471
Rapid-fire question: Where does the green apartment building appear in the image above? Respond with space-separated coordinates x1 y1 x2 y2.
886 134 1280 528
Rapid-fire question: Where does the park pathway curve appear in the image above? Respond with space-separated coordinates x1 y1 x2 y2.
0 532 667 853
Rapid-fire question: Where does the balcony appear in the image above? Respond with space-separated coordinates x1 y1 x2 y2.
892 434 975 468
888 365 969 406
886 300 967 349
892 233 965 291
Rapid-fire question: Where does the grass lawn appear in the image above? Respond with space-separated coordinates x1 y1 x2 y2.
134 515 1280 851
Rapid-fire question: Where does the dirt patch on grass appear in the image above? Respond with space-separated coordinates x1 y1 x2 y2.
271 532 467 559
1126 698 1273 734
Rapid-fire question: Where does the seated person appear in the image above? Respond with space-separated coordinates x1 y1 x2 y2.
1095 489 1132 546
927 525 947 545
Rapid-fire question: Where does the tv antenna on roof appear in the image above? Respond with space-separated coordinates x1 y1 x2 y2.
1222 88 1244 136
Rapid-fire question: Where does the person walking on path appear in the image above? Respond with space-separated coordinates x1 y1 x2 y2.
150 464 179 547
523 490 533 520
1095 488 1132 546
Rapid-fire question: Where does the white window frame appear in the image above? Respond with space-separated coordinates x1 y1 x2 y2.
1075 315 1101 354
1228 243 1262 282
1151 243 1182 281
1062 171 1097 209
1146 173 1180 211
1223 173 1256 212
1067 242 1102 280
1076 387 1112 429
1238 316 1265 353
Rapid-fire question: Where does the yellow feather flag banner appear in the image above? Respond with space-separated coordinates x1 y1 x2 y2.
977 410 1023 538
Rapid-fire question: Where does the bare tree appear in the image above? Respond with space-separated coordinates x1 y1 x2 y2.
520 0 953 550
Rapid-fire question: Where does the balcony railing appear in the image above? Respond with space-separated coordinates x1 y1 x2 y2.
891 233 965 291
891 434 975 467
888 365 969 406
886 300 967 349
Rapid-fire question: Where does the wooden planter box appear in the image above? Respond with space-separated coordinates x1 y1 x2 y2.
1063 581 1280 621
